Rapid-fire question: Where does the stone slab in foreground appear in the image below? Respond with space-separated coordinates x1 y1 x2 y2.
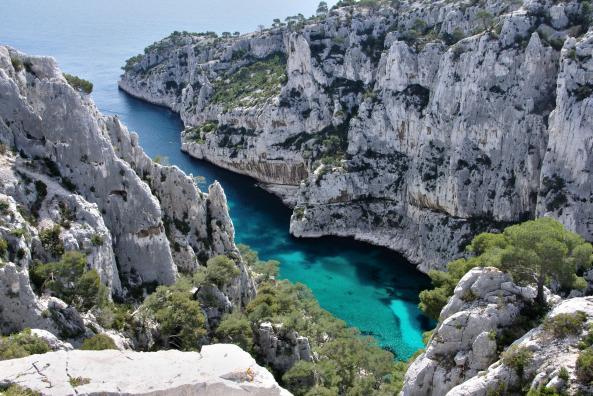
0 344 291 396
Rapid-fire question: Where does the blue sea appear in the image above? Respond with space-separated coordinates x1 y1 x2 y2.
0 0 432 359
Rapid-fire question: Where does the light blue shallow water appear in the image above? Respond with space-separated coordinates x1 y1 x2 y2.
0 0 433 359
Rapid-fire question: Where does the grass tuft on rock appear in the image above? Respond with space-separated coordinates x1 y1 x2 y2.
80 334 117 351
0 329 50 361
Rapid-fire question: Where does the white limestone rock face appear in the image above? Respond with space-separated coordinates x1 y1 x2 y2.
0 344 292 396
30 329 73 351
537 31 593 239
0 46 256 354
447 297 593 396
0 45 176 287
0 154 121 294
401 267 537 396
0 45 254 305
254 322 314 373
120 0 593 272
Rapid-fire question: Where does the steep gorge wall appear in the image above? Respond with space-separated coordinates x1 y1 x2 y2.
119 0 593 271
0 45 255 337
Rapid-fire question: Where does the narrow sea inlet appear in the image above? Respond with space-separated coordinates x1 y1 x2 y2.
1 0 432 360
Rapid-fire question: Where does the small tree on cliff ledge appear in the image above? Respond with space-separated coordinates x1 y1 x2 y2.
495 217 592 304
420 218 593 320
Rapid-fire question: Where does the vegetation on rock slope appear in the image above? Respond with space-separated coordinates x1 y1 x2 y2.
0 329 50 361
211 53 287 111
419 217 593 321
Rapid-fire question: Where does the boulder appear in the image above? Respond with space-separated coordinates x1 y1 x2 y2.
0 344 291 395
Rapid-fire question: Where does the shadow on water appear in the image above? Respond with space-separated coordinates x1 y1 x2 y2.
119 84 435 360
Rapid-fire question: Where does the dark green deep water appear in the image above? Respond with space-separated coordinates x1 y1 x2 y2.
1 0 433 359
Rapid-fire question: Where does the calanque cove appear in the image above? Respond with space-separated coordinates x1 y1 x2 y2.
1 0 593 395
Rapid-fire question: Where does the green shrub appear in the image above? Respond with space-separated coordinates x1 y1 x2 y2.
68 377 90 387
39 225 64 257
526 386 562 396
419 258 476 320
0 238 8 259
211 53 287 111
215 312 253 351
558 366 569 381
10 228 27 238
90 234 104 246
140 283 207 350
0 329 51 360
122 54 143 71
0 200 9 214
30 251 108 311
80 334 117 350
95 303 134 332
574 276 588 291
577 347 593 384
0 385 40 396
63 73 93 94
10 57 24 72
204 255 240 289
152 155 169 165
501 345 533 377
542 311 587 338
282 361 317 396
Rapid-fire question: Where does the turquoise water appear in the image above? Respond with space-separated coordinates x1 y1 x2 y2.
0 0 432 359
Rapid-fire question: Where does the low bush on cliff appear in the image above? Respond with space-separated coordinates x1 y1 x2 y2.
30 251 108 311
0 329 50 361
0 385 40 396
214 312 253 351
139 282 207 350
419 218 593 321
63 73 93 94
80 334 117 351
501 345 533 378
39 225 64 258
122 54 143 71
211 53 287 111
543 311 588 338
577 347 593 384
203 255 240 289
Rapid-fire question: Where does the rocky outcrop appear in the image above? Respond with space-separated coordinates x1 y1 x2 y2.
120 0 593 272
0 46 254 343
0 45 253 293
401 267 593 395
0 344 291 395
401 267 538 395
448 297 593 396
254 322 314 373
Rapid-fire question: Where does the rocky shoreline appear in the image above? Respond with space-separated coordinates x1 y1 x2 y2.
119 0 593 273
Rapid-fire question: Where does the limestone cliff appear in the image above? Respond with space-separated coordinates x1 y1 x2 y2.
120 0 593 272
0 45 254 337
0 344 290 395
401 267 593 395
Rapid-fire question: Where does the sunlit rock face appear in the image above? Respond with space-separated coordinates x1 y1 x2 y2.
0 344 292 396
121 0 593 272
0 45 255 339
402 267 593 396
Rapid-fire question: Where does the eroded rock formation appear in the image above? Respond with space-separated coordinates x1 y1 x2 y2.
120 0 593 272
0 344 290 395
0 45 254 339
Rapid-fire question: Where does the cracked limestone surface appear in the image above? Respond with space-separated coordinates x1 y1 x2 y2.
0 344 291 396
